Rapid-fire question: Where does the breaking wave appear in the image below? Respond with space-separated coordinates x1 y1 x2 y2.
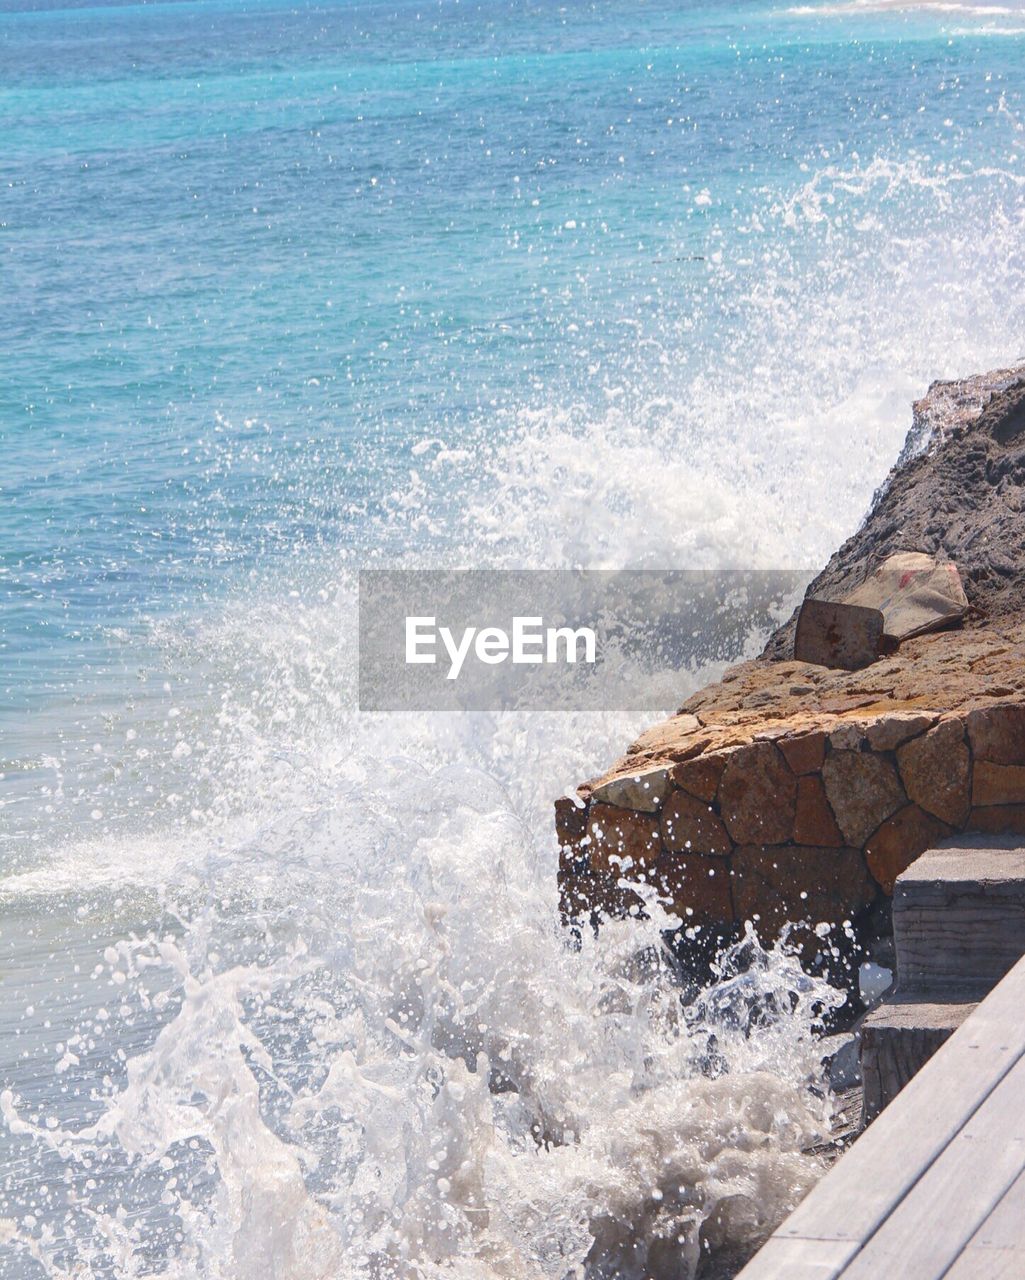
4 127 1025 1280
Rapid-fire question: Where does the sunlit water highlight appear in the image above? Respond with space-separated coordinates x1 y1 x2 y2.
2 0 1025 1273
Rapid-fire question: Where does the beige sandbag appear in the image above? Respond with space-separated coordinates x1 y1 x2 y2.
845 551 968 643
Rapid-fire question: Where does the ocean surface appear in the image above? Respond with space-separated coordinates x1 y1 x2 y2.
2 0 1025 1274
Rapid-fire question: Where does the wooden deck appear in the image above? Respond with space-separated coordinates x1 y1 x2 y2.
737 950 1025 1280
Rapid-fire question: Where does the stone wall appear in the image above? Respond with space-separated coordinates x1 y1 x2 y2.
557 620 1025 958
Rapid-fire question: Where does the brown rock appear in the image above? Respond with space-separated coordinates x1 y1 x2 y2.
865 804 953 894
830 721 867 751
761 367 1025 659
794 598 883 671
718 743 797 845
967 805 1025 836
655 853 734 925
865 713 936 753
967 704 1025 765
671 752 728 802
822 750 907 847
897 719 971 827
793 775 844 847
660 789 732 857
732 844 874 936
586 803 661 875
554 795 587 849
560 871 644 922
590 765 671 813
779 731 827 776
752 725 791 743
972 761 1025 807
628 714 703 757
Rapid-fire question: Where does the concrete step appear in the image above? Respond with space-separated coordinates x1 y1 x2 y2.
860 992 983 1123
893 834 1025 991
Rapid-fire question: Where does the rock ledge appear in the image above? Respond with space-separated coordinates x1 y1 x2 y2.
557 366 1025 960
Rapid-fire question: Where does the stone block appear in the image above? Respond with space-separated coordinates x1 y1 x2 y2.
719 742 797 845
830 721 867 751
972 760 1025 807
794 597 883 671
560 871 643 922
589 765 671 813
732 844 875 937
671 752 728 802
822 750 907 847
779 730 827 776
864 803 954 894
897 718 971 827
655 853 734 924
554 795 588 849
793 775 844 847
659 789 732 856
967 804 1025 836
967 704 1025 765
586 803 662 875
865 713 936 753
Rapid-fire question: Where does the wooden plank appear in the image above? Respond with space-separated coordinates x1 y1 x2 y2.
941 1172 1023 1280
837 1051 1025 1279
945 1253 1025 1280
895 842 1025 988
967 1166 1025 1248
860 995 978 1122
733 1236 859 1280
943 1166 1025 1279
776 953 1025 1246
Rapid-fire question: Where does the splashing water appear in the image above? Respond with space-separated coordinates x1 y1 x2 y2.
0 871 842 1280
5 0 1025 1275
1 566 847 1276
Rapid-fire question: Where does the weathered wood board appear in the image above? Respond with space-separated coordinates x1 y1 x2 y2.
894 839 1025 989
840 1052 1025 1278
944 1167 1025 1279
736 952 1025 1280
859 994 979 1122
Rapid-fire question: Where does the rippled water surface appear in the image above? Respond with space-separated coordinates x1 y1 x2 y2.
2 0 1025 1274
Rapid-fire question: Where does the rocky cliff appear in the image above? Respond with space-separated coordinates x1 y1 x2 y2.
764 363 1025 659
557 364 1025 980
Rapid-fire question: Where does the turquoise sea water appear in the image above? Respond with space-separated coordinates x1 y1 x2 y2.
1 0 1025 1275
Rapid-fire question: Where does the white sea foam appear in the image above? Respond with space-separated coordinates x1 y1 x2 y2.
5 147 1025 1277
1 858 841 1280
788 0 1021 17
